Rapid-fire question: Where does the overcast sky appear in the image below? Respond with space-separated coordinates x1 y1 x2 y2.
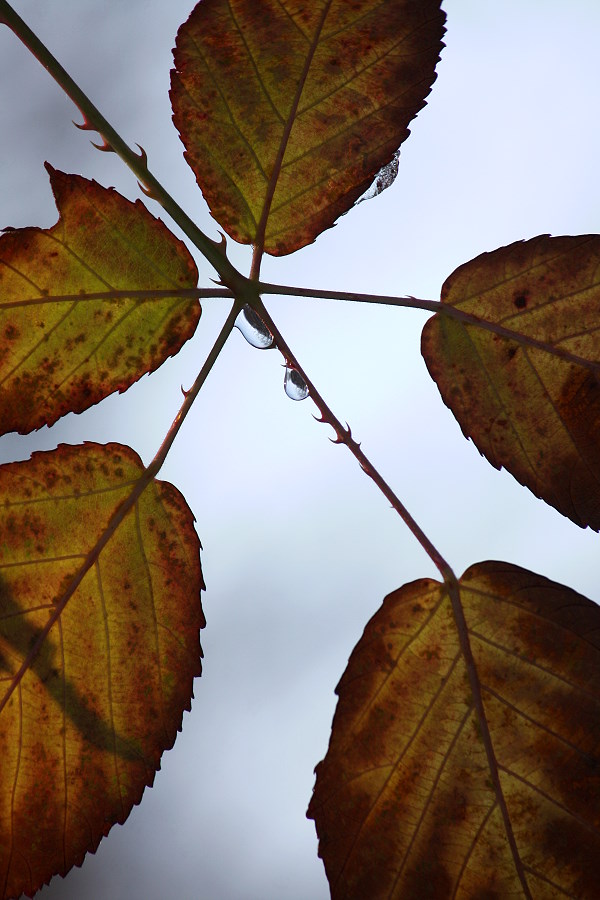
1 1 600 898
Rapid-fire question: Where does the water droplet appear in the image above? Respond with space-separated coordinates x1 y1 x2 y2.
235 305 274 349
353 149 401 207
284 366 309 401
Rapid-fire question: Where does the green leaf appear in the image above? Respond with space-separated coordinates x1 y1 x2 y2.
0 166 200 436
170 0 445 257
421 235 600 529
0 443 204 898
308 561 600 899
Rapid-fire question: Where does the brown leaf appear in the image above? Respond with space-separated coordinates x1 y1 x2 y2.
308 561 600 899
421 235 600 529
0 166 200 436
170 0 445 257
0 443 204 898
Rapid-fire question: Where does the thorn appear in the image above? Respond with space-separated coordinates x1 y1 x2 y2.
209 277 226 287
312 413 327 424
209 231 228 253
72 116 95 132
90 138 115 153
138 181 156 198
135 143 148 167
181 384 191 397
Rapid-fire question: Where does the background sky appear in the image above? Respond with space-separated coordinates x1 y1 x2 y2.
1 1 599 898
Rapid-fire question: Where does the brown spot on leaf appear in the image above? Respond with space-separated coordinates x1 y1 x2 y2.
4 323 19 340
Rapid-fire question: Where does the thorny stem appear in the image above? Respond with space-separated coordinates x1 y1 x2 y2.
0 0 249 297
258 282 600 374
254 295 533 898
0 300 242 718
253 296 452 580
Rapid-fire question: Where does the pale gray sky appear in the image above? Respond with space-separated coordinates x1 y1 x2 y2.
1 1 599 898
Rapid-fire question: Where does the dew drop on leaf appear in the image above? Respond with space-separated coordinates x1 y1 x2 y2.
355 150 401 206
235 304 274 349
284 366 309 401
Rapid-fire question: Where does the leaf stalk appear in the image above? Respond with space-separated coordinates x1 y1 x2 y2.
257 281 600 372
0 300 241 718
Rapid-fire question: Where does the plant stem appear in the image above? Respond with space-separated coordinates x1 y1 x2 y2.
258 281 440 311
257 281 600 373
0 300 241 717
0 0 249 294
256 295 532 895
253 296 452 581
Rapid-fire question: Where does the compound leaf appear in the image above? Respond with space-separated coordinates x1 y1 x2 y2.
0 166 200 436
170 0 445 256
0 443 204 899
308 561 600 899
422 235 600 529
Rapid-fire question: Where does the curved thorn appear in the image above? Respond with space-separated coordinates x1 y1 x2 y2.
90 139 114 153
207 231 228 254
138 181 155 198
72 116 95 132
180 384 191 397
135 143 148 167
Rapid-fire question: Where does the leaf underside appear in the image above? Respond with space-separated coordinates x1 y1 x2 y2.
170 0 446 256
421 235 600 529
0 443 204 899
308 561 600 899
0 166 200 437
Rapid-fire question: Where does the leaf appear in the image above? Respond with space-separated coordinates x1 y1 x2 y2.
308 561 600 899
0 443 204 899
0 165 200 437
170 0 445 256
421 235 600 529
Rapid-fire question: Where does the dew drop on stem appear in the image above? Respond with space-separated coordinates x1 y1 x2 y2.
235 305 274 349
284 366 309 401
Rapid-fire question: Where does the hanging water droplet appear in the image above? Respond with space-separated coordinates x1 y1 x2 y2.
284 366 309 401
352 149 401 209
235 305 274 349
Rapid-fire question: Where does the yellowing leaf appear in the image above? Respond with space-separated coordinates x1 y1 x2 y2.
421 235 600 529
0 443 204 899
170 0 445 257
0 166 200 436
308 561 600 899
